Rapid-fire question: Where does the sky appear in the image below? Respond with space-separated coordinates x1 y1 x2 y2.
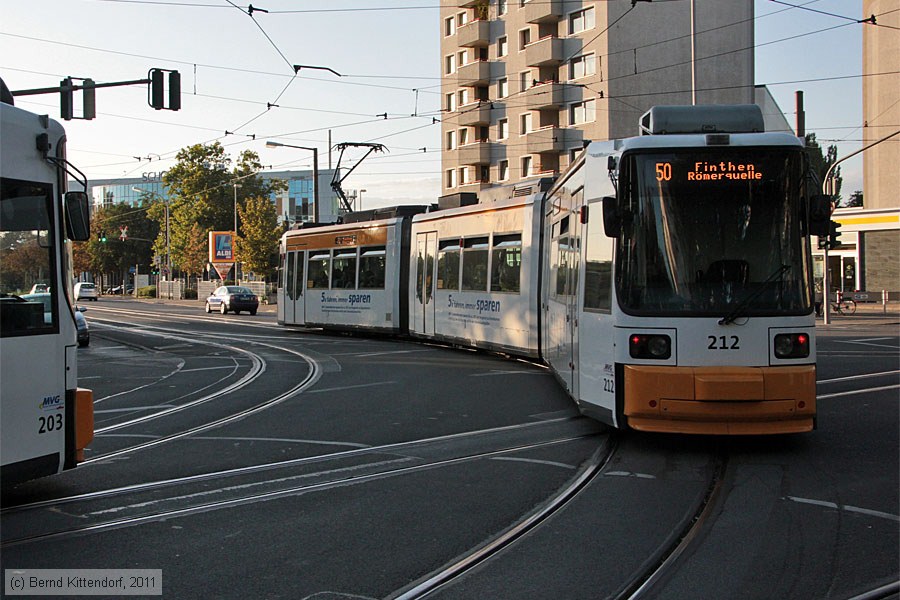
1 0 876 208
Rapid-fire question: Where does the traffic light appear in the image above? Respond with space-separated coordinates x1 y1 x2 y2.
828 220 842 249
59 77 95 121
149 69 181 111
99 233 108 243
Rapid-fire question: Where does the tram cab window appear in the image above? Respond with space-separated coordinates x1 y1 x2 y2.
584 202 613 311
284 253 294 300
461 237 490 292
0 178 57 337
490 234 522 293
333 249 358 289
437 239 461 290
307 251 331 289
359 246 386 289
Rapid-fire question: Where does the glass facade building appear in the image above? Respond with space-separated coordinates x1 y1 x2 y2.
83 168 340 225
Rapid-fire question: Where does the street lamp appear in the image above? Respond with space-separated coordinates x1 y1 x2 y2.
358 189 366 211
133 187 169 284
233 183 242 282
265 141 320 223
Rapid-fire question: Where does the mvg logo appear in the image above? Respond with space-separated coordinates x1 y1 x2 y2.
39 395 63 410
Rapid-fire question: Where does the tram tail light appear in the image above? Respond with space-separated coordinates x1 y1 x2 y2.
774 333 810 359
629 334 671 359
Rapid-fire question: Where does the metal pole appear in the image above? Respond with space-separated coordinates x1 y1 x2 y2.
690 0 696 105
312 149 319 223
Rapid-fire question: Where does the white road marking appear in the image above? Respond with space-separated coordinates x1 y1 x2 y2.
818 370 900 385
190 436 369 449
605 471 657 479
785 496 900 522
305 381 396 394
470 370 549 377
95 406 177 414
837 340 900 350
489 456 576 470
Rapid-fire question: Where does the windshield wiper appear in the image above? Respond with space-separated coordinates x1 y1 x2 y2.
718 264 791 325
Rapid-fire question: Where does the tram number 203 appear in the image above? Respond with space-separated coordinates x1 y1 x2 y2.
708 335 740 350
39 414 63 434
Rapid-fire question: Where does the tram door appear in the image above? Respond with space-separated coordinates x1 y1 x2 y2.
544 212 579 394
414 232 437 336
285 251 304 324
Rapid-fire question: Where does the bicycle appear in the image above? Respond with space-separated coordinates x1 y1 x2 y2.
831 297 857 315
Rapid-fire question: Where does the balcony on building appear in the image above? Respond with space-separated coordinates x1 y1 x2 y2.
525 81 565 110
458 141 492 165
458 101 492 127
457 60 491 87
458 19 490 48
522 0 561 24
460 179 491 192
525 36 563 67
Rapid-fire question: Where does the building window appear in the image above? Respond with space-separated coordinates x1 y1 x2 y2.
446 169 457 189
498 36 508 57
457 11 468 27
445 54 456 75
498 118 509 140
457 88 469 106
520 112 532 134
458 49 468 67
445 16 456 36
569 7 595 34
521 155 533 177
446 130 457 150
498 0 507 16
498 78 508 98
519 70 531 92
519 28 531 51
459 166 470 185
569 53 596 80
499 160 509 181
570 100 596 125
458 128 469 145
446 92 457 112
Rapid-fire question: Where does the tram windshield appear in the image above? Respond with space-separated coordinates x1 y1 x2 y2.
615 148 811 317
0 177 58 336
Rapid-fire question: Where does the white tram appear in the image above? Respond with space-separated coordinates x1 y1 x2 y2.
0 84 95 486
279 105 823 435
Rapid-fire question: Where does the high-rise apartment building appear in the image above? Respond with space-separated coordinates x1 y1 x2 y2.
440 0 755 195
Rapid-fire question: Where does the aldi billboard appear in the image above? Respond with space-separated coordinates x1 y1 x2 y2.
209 231 234 263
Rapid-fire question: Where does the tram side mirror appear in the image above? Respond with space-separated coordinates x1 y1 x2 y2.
65 191 91 241
808 194 832 237
601 196 621 238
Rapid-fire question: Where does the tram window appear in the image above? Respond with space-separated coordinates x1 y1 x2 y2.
0 178 57 337
333 249 358 289
437 239 461 290
584 203 612 311
461 237 489 291
359 246 386 289
490 234 522 293
285 253 295 300
307 251 331 289
555 236 571 297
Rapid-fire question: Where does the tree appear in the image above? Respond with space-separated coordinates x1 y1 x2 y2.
843 190 863 208
805 133 842 202
80 203 158 284
158 143 286 277
235 196 280 280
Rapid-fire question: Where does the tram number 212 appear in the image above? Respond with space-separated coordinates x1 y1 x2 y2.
708 335 740 350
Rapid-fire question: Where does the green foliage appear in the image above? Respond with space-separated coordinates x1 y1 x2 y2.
79 202 158 282
805 133 842 202
843 190 863 208
235 196 281 281
155 143 286 278
137 285 156 297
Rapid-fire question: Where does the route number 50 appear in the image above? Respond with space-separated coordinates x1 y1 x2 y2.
655 162 672 181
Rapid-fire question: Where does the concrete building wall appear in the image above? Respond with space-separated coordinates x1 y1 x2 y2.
862 0 900 210
440 0 754 195
863 230 900 292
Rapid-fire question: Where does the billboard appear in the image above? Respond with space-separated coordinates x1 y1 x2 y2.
209 231 235 263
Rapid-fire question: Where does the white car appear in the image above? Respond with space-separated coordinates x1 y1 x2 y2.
74 282 98 301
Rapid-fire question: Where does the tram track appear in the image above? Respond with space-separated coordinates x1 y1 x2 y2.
75 318 323 466
0 418 604 548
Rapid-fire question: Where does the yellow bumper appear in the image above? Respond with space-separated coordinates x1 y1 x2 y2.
75 388 94 462
624 365 816 435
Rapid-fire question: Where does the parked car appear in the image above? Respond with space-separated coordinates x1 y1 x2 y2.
107 284 133 295
74 282 98 301
205 286 259 315
74 306 89 347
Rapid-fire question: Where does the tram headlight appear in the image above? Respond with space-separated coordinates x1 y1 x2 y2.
774 333 810 359
629 334 671 360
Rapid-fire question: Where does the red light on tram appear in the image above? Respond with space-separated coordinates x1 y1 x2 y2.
774 333 810 359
